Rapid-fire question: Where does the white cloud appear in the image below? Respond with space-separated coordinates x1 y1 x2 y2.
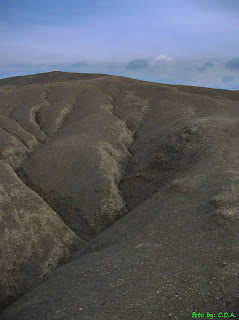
154 55 174 63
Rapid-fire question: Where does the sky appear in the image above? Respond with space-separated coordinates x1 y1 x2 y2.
0 0 239 89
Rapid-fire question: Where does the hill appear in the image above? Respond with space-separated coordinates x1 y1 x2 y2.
1 72 239 319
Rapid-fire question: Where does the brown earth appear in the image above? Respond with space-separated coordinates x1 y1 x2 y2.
0 71 239 319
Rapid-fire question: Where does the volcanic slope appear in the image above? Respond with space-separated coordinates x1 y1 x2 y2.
1 71 239 319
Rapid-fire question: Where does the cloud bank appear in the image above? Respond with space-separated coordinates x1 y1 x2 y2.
226 58 239 70
197 62 214 72
126 59 150 70
0 56 239 90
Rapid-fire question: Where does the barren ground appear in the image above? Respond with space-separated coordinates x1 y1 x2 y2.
0 72 239 319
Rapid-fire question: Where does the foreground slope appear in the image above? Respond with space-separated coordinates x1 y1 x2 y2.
1 72 239 319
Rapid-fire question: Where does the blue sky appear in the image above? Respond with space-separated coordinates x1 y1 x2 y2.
1 0 239 89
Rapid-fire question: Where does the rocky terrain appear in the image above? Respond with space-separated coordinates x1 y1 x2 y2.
0 71 239 319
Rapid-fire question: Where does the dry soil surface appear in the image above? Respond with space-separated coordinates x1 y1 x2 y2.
1 72 239 319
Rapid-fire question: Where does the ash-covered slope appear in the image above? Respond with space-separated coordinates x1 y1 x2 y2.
1 72 239 319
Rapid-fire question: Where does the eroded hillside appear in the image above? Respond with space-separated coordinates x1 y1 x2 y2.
1 72 239 319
